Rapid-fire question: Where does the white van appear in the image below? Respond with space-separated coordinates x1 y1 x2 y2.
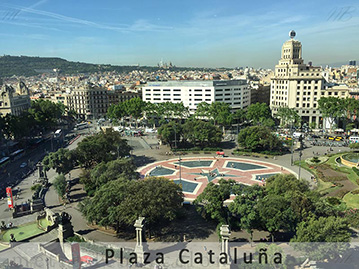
293 132 303 139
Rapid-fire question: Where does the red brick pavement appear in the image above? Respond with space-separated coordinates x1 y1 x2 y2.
138 157 292 203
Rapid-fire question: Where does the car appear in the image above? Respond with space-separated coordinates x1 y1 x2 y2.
20 162 27 168
311 135 320 139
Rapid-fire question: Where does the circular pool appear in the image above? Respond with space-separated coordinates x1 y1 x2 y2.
341 153 359 167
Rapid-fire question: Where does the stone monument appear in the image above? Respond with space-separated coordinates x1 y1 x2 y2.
220 225 231 268
57 212 74 249
134 217 146 264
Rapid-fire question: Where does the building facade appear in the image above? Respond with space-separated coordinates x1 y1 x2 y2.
66 83 109 120
142 80 249 114
270 31 349 128
66 83 140 120
0 81 31 116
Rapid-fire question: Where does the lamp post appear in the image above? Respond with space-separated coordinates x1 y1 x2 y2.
290 122 294 166
298 150 303 180
179 156 182 187
174 124 177 151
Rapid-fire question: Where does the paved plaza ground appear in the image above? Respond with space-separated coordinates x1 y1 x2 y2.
138 156 292 202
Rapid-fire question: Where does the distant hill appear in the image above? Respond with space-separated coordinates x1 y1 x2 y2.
0 55 222 78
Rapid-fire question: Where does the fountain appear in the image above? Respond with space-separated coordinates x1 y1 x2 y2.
340 153 359 167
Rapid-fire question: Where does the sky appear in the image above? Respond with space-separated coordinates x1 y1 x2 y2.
0 0 358 69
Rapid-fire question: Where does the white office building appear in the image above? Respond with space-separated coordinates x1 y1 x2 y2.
142 80 250 113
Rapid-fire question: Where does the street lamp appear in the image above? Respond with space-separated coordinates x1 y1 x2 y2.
298 151 303 180
290 122 294 166
179 156 182 187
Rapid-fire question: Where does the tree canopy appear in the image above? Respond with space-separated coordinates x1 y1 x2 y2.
43 148 77 174
75 129 131 168
80 177 183 232
80 158 138 195
246 103 272 125
237 126 282 153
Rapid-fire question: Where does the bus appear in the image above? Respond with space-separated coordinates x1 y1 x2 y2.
9 149 24 160
54 129 62 138
0 157 10 167
0 156 10 174
74 123 88 130
349 136 359 143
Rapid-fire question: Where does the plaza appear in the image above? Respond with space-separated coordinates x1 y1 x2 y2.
138 156 293 203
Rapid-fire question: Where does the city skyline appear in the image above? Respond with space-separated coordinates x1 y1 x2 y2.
0 0 358 69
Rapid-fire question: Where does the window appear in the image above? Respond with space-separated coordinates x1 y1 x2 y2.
173 89 181 92
163 94 170 96
153 89 160 92
195 89 202 92
205 89 211 92
194 94 202 96
174 98 181 101
164 98 170 101
163 89 170 92
205 99 211 101
174 94 181 96
154 98 160 100
194 99 202 101
145 93 151 96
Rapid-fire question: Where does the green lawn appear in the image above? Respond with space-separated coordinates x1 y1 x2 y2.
0 243 9 251
343 193 359 209
1 222 45 242
38 217 52 230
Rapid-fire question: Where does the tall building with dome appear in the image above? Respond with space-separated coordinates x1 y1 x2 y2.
270 31 325 128
270 31 350 128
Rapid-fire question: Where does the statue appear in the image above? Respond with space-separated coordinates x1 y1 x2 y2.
9 233 16 242
58 212 72 225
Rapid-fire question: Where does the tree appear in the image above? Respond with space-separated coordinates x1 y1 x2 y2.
157 121 182 148
107 103 126 121
183 119 222 148
29 99 65 129
318 97 346 130
79 178 131 232
80 177 183 233
195 102 233 131
291 216 351 260
43 148 76 174
246 103 272 125
237 126 282 152
194 179 236 224
275 107 301 128
75 129 131 168
229 185 264 242
81 158 138 195
265 174 310 196
53 174 67 198
233 109 247 124
116 177 183 233
122 97 145 127
257 194 297 241
294 216 351 242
